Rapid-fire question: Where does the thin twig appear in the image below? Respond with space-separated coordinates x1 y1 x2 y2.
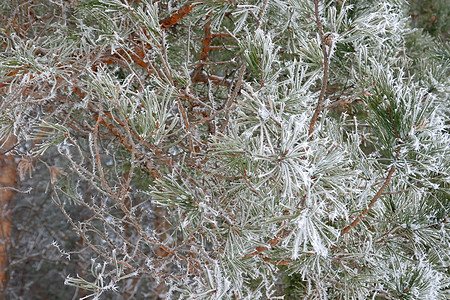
176 97 194 152
324 81 376 110
256 0 269 30
218 63 247 132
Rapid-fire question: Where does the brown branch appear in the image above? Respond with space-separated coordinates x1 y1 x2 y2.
242 211 291 264
176 97 194 152
191 63 246 127
218 63 246 132
341 148 401 235
191 71 232 87
308 0 331 137
341 166 396 235
93 106 203 189
199 22 212 63
0 135 16 295
192 22 213 84
191 21 235 87
159 4 196 30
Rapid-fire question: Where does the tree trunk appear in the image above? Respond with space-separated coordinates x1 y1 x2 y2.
0 136 16 299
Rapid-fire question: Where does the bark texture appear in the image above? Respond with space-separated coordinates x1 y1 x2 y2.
0 136 16 299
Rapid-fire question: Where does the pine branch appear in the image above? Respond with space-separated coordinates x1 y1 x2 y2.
160 4 197 30
341 166 396 235
342 148 401 235
308 0 332 137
